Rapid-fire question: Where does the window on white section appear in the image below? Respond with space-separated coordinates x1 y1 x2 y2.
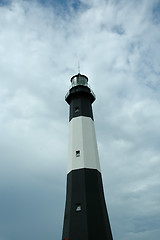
76 150 80 157
76 203 81 212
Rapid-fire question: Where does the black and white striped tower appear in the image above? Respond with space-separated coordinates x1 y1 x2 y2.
62 73 113 240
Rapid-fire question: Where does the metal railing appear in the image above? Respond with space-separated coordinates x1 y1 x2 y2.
65 83 96 100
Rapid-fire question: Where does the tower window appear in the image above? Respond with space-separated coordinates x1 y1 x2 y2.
76 150 80 157
76 203 81 212
75 107 79 113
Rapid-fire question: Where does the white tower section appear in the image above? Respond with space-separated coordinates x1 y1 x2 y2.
68 116 101 173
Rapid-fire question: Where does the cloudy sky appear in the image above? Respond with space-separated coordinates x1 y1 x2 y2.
0 0 160 239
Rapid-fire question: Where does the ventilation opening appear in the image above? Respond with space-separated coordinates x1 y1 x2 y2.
76 203 81 212
76 150 80 157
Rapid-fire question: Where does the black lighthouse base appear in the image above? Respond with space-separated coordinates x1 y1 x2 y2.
62 168 113 240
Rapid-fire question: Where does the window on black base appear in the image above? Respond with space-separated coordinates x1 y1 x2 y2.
76 203 81 212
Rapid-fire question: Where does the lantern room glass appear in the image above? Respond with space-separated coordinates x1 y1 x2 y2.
71 74 88 87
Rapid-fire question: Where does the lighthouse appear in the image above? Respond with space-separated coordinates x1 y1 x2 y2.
62 73 113 240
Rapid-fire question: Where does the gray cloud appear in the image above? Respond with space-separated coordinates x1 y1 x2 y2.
0 0 160 239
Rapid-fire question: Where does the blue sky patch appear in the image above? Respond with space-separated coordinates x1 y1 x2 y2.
0 0 82 11
0 0 11 6
33 0 82 12
152 1 160 24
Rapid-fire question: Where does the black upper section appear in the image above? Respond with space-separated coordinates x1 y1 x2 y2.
65 85 95 121
62 168 113 240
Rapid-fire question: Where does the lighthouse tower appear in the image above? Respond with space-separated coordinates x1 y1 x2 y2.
62 73 113 240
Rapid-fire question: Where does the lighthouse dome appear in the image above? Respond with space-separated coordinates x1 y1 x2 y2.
71 73 88 87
